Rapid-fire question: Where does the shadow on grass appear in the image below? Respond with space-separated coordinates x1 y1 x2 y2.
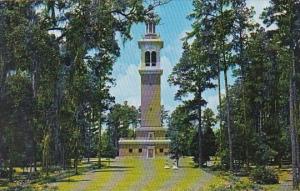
179 165 195 169
107 165 133 169
55 179 90 183
93 169 130 173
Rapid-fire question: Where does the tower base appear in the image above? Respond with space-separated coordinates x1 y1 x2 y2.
118 138 170 158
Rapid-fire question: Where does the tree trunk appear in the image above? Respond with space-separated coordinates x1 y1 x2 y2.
290 51 299 189
217 61 223 150
241 69 249 167
31 60 38 172
8 158 13 182
224 68 233 171
98 111 102 168
198 94 203 167
290 78 299 189
74 157 78 175
62 145 66 170
289 1 300 186
219 0 233 171
237 21 249 168
33 139 37 172
52 66 66 166
87 124 91 163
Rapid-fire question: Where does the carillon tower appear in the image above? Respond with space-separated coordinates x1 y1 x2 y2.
119 13 170 158
138 15 163 129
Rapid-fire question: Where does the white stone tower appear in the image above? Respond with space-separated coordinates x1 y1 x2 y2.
118 14 170 158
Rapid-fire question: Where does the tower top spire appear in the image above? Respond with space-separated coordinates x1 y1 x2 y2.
145 11 159 36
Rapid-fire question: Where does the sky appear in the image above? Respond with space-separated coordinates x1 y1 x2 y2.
110 0 271 114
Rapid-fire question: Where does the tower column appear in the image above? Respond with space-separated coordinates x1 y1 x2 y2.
139 70 163 127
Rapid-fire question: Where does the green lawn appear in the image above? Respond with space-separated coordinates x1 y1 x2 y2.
52 157 224 191
1 157 291 191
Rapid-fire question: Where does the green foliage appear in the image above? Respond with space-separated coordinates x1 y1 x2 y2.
0 168 10 178
168 104 217 166
202 108 218 159
168 105 195 162
106 102 139 157
4 185 57 191
250 166 279 185
209 179 259 191
101 133 117 158
0 0 167 182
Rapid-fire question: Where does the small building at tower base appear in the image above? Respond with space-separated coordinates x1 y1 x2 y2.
119 127 170 158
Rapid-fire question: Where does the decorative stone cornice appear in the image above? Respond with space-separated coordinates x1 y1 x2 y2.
138 69 163 75
135 126 167 131
118 139 171 145
138 38 164 49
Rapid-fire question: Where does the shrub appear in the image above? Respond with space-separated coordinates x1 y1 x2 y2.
209 177 261 191
6 185 57 191
0 168 9 178
250 166 279 184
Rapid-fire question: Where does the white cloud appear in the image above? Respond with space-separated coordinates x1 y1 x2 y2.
110 64 141 107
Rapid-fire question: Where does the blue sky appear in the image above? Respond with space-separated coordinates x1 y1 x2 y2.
111 0 270 114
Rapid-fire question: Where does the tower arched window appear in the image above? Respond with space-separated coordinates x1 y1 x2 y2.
151 51 157 66
145 51 150 66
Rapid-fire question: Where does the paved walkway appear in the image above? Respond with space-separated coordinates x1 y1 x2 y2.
130 159 156 191
190 170 213 191
72 170 97 191
158 167 187 191
278 181 293 191
97 159 126 191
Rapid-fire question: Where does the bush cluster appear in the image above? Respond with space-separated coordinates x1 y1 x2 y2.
0 169 9 178
250 166 279 184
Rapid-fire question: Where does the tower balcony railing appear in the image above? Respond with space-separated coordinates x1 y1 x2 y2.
144 33 160 39
142 62 160 67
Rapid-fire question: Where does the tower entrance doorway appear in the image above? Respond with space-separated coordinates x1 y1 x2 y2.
147 147 155 158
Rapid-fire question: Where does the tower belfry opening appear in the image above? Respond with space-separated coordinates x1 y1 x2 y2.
146 21 156 34
118 13 170 158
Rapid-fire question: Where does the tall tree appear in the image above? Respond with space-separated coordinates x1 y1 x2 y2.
264 1 300 188
169 41 216 167
187 0 236 170
231 0 257 167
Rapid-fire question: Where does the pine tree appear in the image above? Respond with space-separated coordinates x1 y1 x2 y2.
169 42 216 167
263 1 300 188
